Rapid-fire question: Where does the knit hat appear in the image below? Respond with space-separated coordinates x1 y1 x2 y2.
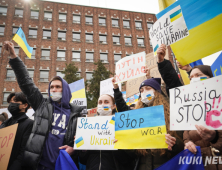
139 78 161 92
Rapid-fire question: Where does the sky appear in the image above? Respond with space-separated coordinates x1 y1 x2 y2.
43 0 221 66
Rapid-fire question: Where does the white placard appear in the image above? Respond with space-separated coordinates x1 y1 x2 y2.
149 5 189 55
170 75 222 130
74 116 116 150
115 52 146 83
100 77 121 97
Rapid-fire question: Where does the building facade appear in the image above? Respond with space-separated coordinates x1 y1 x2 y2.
0 0 172 108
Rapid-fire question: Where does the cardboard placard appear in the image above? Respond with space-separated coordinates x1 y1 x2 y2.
126 76 146 98
0 124 18 170
170 75 222 130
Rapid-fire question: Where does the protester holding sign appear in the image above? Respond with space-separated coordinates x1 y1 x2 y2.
0 92 33 170
3 41 83 170
112 77 184 169
157 44 222 170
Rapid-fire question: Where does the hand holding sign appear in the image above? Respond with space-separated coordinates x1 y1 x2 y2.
157 44 167 63
176 60 192 72
195 125 216 142
112 76 119 89
165 134 176 151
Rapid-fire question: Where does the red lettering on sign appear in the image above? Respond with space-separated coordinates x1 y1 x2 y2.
1 136 7 148
135 68 140 76
116 72 121 82
7 133 14 147
125 59 131 67
141 66 145 73
127 69 134 78
122 72 126 80
0 154 5 161
137 56 143 63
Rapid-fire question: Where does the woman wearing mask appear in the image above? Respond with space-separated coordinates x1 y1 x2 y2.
157 44 222 170
112 77 184 170
79 94 137 170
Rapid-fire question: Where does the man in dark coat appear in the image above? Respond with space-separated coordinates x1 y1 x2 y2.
0 92 33 170
3 41 83 170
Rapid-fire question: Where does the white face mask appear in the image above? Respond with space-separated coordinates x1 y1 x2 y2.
97 105 112 116
141 91 155 105
190 77 207 84
50 92 62 102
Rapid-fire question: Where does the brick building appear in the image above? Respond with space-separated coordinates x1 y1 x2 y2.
0 0 173 108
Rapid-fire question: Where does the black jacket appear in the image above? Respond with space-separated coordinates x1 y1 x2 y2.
9 57 83 170
0 113 33 170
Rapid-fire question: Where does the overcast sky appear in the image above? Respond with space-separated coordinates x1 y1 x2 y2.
43 0 221 65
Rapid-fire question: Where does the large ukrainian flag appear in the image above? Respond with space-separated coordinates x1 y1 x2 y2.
12 27 33 58
157 0 222 66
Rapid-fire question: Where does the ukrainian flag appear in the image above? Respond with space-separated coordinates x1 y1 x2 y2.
154 44 159 56
157 0 222 66
170 9 182 22
109 116 115 125
75 136 84 148
12 27 33 58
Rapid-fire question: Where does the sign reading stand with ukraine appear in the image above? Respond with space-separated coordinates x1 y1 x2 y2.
114 105 168 149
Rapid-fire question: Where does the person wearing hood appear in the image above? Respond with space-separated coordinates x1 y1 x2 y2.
0 92 33 170
3 41 84 170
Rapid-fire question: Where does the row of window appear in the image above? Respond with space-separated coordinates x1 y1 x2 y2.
0 6 153 30
0 26 152 46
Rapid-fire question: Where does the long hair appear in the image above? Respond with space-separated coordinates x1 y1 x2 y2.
135 91 180 156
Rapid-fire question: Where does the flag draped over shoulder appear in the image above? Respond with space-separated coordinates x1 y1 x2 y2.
12 27 33 58
155 146 205 170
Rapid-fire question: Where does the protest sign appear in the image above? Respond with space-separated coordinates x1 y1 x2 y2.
149 5 189 56
114 105 167 149
87 108 97 117
211 52 222 77
74 116 116 150
100 77 121 97
126 76 146 98
115 52 146 83
170 75 222 130
0 124 18 170
126 93 140 106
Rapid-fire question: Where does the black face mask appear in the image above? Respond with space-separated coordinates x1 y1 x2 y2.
8 103 21 116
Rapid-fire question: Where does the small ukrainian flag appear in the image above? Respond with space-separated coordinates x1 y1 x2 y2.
170 9 182 22
104 106 109 111
109 116 115 125
200 77 207 81
12 27 33 58
154 44 159 56
146 94 153 101
75 136 84 148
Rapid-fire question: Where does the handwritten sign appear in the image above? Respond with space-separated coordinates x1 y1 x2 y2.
74 116 116 150
211 52 222 77
170 75 222 130
0 124 18 170
114 106 167 149
149 5 189 55
87 108 97 117
115 52 146 83
100 77 121 97
126 76 146 98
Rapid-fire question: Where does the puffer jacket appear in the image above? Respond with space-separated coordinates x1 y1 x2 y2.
9 57 83 170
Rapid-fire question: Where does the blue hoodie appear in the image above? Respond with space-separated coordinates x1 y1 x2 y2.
39 77 72 170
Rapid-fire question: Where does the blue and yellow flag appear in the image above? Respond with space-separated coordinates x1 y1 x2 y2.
12 27 33 58
75 136 84 148
109 116 115 125
170 9 182 22
154 44 159 56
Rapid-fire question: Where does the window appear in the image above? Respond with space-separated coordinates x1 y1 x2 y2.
44 12 52 21
0 26 5 36
73 15 80 23
114 54 121 64
100 53 108 63
86 73 93 80
59 13 66 22
125 37 132 45
123 20 130 28
147 22 153 30
137 38 144 46
126 53 131 56
99 18 106 26
72 52 80 61
112 19 119 27
26 48 36 59
85 16 93 25
56 71 65 79
29 29 37 38
14 47 19 55
149 39 152 47
0 6 7 16
135 21 142 29
58 31 66 41
31 10 39 19
28 70 34 79
6 69 15 80
41 49 50 60
113 36 120 45
76 72 81 77
15 8 23 17
3 92 10 105
43 30 51 39
99 35 107 44
0 46 2 56
12 27 19 35
40 71 49 82
86 34 93 43
86 53 93 62
73 33 80 42
57 51 66 61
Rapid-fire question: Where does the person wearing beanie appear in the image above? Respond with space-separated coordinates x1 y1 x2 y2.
112 77 184 170
0 112 8 125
